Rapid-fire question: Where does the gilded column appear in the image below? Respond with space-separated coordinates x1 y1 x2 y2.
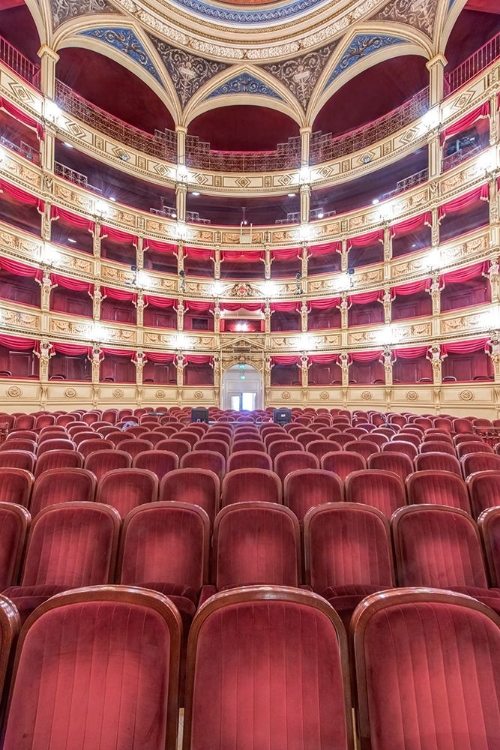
339 292 349 329
213 300 221 334
175 182 187 223
428 272 442 316
135 290 145 328
177 243 184 274
381 346 393 386
264 355 273 388
300 184 311 225
177 299 185 331
299 126 311 168
300 354 309 389
91 283 104 321
488 257 500 303
38 45 59 174
301 244 308 279
381 286 392 324
426 53 447 108
427 343 445 386
340 239 348 273
89 345 102 385
36 338 54 383
490 93 498 146
339 352 350 388
136 236 144 271
38 268 55 312
264 302 271 334
264 247 271 279
300 300 308 333
214 247 221 280
176 352 186 387
431 207 440 247
489 174 499 227
134 351 147 388
488 334 500 383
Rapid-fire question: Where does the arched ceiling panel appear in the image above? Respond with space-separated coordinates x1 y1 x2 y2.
189 104 299 151
0 3 40 61
445 8 500 68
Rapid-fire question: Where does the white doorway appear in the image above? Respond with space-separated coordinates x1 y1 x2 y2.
222 363 263 411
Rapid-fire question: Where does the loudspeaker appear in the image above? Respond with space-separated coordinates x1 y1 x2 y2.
191 407 209 424
273 408 291 426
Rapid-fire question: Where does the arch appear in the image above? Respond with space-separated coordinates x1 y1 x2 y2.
438 0 469 54
221 362 264 411
23 0 48 49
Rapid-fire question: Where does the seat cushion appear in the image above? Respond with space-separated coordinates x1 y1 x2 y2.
2 584 72 623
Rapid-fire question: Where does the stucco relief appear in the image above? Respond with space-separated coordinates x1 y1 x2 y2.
50 0 114 28
263 42 338 111
373 0 438 37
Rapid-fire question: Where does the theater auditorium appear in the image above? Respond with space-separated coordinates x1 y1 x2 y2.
0 0 498 745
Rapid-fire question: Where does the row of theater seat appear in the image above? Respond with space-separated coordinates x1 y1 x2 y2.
0 584 498 748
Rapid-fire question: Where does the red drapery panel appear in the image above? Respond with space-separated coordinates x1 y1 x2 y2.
52 342 91 356
308 241 341 257
308 354 339 364
143 295 175 308
0 97 44 139
185 301 214 313
393 345 429 359
440 102 490 144
144 351 176 363
51 206 95 233
102 347 133 357
441 261 489 285
143 239 177 254
222 250 263 262
270 301 301 312
184 246 214 261
347 230 383 249
271 247 300 261
271 356 300 365
308 297 341 310
102 286 137 302
0 257 42 280
390 212 432 238
220 302 264 312
51 274 93 293
441 339 489 354
350 350 383 362
0 335 36 351
101 226 138 245
438 184 489 219
184 355 213 364
0 180 44 211
348 290 383 305
391 279 431 296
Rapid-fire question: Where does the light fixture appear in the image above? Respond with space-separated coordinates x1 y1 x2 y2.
317 211 324 219
476 147 497 176
94 199 109 218
175 222 188 240
372 198 379 205
334 273 354 292
192 192 200 197
299 223 312 242
45 100 62 124
480 306 500 329
88 322 108 342
377 325 401 346
135 270 150 288
235 322 248 332
425 248 442 271
41 244 61 266
287 193 296 198
170 333 192 349
63 142 73 148
378 203 393 222
109 196 116 202
420 107 440 132
211 281 225 296
295 333 314 351
177 165 189 182
299 166 311 184
260 280 277 297
67 238 77 244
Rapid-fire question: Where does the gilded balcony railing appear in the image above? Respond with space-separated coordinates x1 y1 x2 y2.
445 31 500 95
0 36 39 87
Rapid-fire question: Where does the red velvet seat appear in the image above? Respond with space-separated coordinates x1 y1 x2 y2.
0 451 35 473
454 434 484 446
183 587 353 750
479 507 500 587
453 417 474 433
118 438 154 459
72 431 100 446
413 416 433 430
34 449 84 476
353 589 500 750
324 433 354 448
296 433 322 449
274 450 319 480
2 586 181 750
155 438 192 461
34 414 55 430
84 448 132 479
406 469 471 513
434 417 453 432
170 431 200 448
0 502 30 588
345 469 406 519
153 425 180 437
461 452 500 478
366 452 414 481
78 438 114 458
414 451 462 476
268 440 303 463
181 450 226 478
6 429 37 442
132 450 179 481
36 439 76 456
205 432 232 448
160 469 220 523
284 469 343 522
305 503 394 628
381 440 418 460
30 468 97 515
0 467 33 507
457 441 494 458
2 502 121 622
394 433 420 448
467 471 500 518
0 439 37 453
306 439 343 461
231 439 266 453
321 450 366 480
106 431 132 447
419 440 456 455
423 431 454 443
360 433 388 447
96 468 159 517
194 439 229 461
343 440 380 460
221 468 282 506
14 415 35 430
227 450 272 471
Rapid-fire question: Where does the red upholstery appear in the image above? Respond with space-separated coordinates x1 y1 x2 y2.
423 432 454 443
406 470 472 513
263 431 292 448
170 431 199 448
160 469 220 523
156 439 192 460
343 441 380 460
0 468 33 507
3 587 182 750
153 426 179 437
78 439 114 458
453 418 474 433
133 450 179 480
467 471 500 518
326 433 355 447
118 438 154 458
381 441 418 460
296 433 322 449
30 468 97 515
461 453 500 477
213 502 301 589
454 434 484 445
345 470 406 519
195 440 229 461
419 440 456 455
366 452 413 481
85 449 132 479
353 589 500 750
434 417 453 432
34 449 84 476
274 450 319 480
181 450 226 478
221 469 282 506
72 432 98 446
0 502 30 588
284 469 343 522
0 451 35 473
392 505 489 589
205 432 232 448
184 587 353 750
227 450 272 472
14 415 35 430
35 414 56 429
478 507 500 587
360 433 388 447
414 452 462 475
457 441 494 458
122 425 149 437
106 431 132 447
0 439 37 453
96 468 159 517
231 439 266 453
306 440 343 461
321 451 366 480
6 430 37 441
268 441 304 462
36 439 76 455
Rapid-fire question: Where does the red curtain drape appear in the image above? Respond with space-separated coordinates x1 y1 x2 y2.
102 286 137 302
393 345 429 359
0 180 44 211
0 257 41 280
441 261 488 285
347 230 383 248
350 350 383 362
186 301 214 312
184 246 214 261
143 239 177 254
143 295 175 308
51 206 95 233
222 250 264 262
101 226 138 244
220 302 264 311
271 301 301 312
0 97 44 139
441 338 489 354
348 290 383 305
438 184 489 219
272 247 300 261
308 297 341 310
391 279 431 296
271 356 300 365
308 353 339 364
52 342 91 356
144 351 176 363
440 102 490 144
51 274 93 293
0 335 36 351
185 355 213 364
391 212 432 238
102 347 133 357
308 241 341 257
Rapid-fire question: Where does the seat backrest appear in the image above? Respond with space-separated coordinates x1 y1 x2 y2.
34 449 84 477
360 433 388 447
0 502 31 588
0 467 34 507
31 468 97 515
268 440 304 462
96 468 159 517
406 470 471 513
304 503 394 593
227 450 272 472
119 501 210 590
20 502 121 587
461 453 500 478
159 469 220 523
457 441 494 458
467 470 500 518
284 469 343 522
274 450 319 481
392 505 488 588
3 587 181 750
381 441 418 460
345 470 406 519
184 587 353 750
306 440 343 461
155 438 192 460
221 469 282 506
453 418 474 434
0 439 37 453
36 439 76 456
213 502 301 588
353 589 500 750
78 439 114 458
414 452 462 476
343 441 379 460
84 449 132 479
0 451 35 473
194 439 229 461
419 440 456 455
366 452 414 481
170 431 199 448
118 439 154 459
321 451 366 480
478 507 500 587
132 450 179 481
231 439 266 453
181 450 226 479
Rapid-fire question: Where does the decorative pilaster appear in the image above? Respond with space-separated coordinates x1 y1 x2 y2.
35 338 54 383
177 243 184 274
89 345 102 385
212 354 221 389
264 355 273 388
431 207 440 247
428 128 442 180
176 125 187 166
135 290 145 328
93 222 102 259
427 343 446 386
339 293 349 329
381 287 392 324
300 301 308 333
489 174 499 226
213 300 221 333
176 352 186 387
301 244 309 278
264 302 271 334
488 334 500 383
383 226 392 265
339 352 350 388
264 247 271 279
490 93 499 146
41 204 52 242
134 351 147 387
214 247 221 280
38 268 56 312
341 240 348 273
177 299 185 331
381 346 393 386
91 284 104 320
136 237 144 271
428 272 442 316
299 126 311 168
300 354 309 388
38 46 59 174
488 257 500 303
175 182 187 223
300 184 310 225
426 53 447 107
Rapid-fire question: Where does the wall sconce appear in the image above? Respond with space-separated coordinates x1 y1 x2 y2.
170 333 192 350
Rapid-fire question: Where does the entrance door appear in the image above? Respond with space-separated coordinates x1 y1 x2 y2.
222 364 263 410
